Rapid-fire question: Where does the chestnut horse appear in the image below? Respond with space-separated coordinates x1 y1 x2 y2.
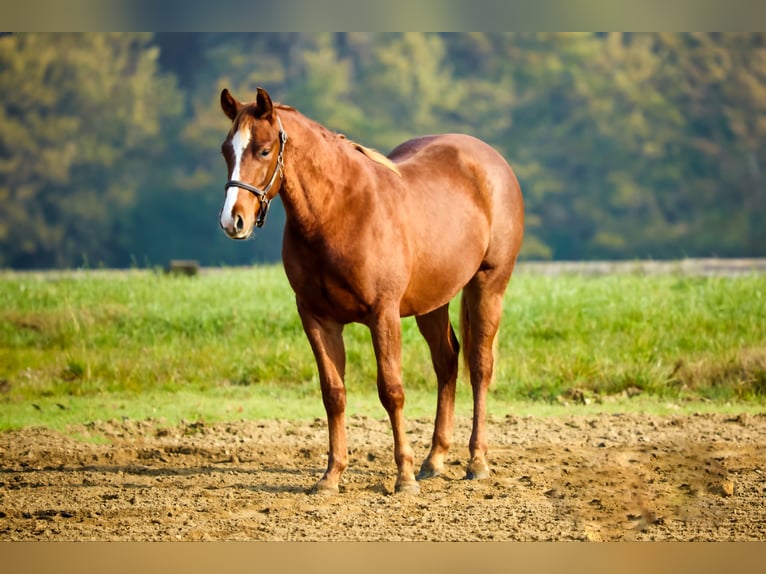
218 87 524 494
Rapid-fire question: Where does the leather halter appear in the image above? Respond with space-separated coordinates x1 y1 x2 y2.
225 116 287 228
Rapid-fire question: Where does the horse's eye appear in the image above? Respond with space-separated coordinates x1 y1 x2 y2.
259 148 271 158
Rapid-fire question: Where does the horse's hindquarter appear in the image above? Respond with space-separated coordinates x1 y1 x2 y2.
393 134 523 316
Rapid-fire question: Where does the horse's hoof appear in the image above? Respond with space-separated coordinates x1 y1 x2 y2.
395 480 420 495
416 461 443 481
465 460 490 480
309 479 339 495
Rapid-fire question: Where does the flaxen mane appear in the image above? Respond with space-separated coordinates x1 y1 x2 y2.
338 134 402 177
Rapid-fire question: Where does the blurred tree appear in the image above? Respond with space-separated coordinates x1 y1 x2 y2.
513 32 692 260
349 32 467 148
475 33 766 260
0 33 182 268
664 33 766 256
3 33 765 269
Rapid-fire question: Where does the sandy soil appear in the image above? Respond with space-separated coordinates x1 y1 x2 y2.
1 412 765 541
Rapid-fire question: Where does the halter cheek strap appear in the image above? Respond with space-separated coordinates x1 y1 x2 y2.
225 116 287 228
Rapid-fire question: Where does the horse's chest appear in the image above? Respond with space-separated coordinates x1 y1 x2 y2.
283 247 373 323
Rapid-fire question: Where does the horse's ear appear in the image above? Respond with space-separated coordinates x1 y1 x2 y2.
220 88 241 121
254 87 274 119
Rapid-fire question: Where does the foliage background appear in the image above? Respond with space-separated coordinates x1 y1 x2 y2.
2 32 765 269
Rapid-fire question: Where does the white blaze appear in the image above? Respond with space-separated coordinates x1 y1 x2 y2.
220 128 250 228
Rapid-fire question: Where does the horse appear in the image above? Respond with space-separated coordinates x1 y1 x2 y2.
218 87 524 494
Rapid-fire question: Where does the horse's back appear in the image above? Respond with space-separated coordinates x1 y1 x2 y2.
390 133 521 215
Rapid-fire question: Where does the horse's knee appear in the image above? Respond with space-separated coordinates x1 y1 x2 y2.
377 381 405 413
467 340 497 379
321 384 346 415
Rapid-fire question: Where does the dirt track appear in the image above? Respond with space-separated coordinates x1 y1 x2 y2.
1 412 765 541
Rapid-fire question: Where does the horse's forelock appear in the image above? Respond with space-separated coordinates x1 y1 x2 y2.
229 102 293 138
227 107 258 140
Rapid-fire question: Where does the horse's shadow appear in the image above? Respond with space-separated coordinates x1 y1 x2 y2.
0 463 318 495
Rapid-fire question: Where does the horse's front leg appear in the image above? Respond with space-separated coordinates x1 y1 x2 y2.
297 302 347 493
369 307 419 494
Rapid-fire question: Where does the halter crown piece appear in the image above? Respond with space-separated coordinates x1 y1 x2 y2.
225 116 287 228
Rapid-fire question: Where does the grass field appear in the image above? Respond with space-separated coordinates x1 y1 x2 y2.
1 265 765 430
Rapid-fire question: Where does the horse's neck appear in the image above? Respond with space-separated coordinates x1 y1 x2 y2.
278 114 352 238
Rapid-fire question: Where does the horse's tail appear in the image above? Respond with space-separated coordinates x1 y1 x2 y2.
460 290 471 378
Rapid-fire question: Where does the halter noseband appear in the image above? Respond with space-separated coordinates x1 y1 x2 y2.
225 116 287 228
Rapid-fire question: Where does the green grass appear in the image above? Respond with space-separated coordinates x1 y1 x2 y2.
1 266 765 430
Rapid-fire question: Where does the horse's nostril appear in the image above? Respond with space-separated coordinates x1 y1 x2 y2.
234 214 244 233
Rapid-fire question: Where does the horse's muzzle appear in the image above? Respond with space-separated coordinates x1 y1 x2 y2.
219 209 253 240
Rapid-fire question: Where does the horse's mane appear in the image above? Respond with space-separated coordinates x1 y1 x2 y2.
338 135 402 177
274 103 401 177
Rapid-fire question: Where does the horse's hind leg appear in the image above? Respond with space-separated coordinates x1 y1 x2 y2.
415 304 460 480
462 267 512 480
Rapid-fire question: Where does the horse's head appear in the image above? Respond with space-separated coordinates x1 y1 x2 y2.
219 87 286 240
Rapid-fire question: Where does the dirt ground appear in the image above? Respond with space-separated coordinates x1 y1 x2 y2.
1 412 765 541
